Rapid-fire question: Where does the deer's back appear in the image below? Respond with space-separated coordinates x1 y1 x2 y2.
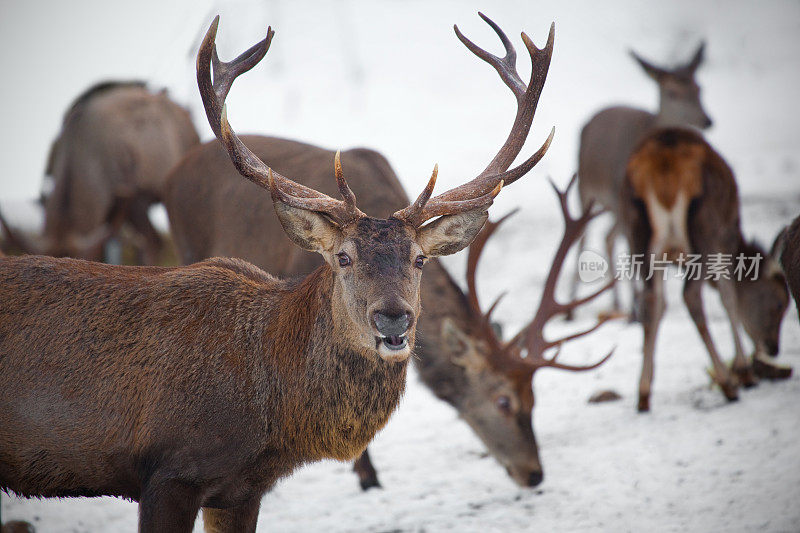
578 106 656 212
0 255 287 499
45 85 199 234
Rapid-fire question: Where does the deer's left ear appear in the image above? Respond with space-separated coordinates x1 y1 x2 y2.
416 209 488 257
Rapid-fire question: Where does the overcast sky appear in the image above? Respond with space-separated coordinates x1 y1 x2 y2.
0 0 798 206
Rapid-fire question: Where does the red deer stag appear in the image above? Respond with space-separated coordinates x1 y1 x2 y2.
165 13 574 488
621 127 789 412
0 16 549 532
0 81 199 263
569 42 712 314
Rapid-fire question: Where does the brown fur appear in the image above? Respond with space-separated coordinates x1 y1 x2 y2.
0 254 407 525
621 127 789 411
776 215 800 322
628 135 705 208
570 43 712 311
164 137 546 489
5 81 200 262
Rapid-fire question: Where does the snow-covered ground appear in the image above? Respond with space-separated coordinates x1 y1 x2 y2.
2 0 800 531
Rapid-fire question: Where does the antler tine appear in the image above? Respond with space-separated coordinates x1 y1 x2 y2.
504 178 602 352
392 164 438 227
334 151 358 208
527 345 616 373
454 12 525 99
198 17 364 225
394 16 554 227
484 291 507 323
198 16 272 141
543 314 613 350
466 208 519 319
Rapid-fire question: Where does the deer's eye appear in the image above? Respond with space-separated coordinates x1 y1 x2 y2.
496 395 512 414
414 255 427 269
337 252 351 267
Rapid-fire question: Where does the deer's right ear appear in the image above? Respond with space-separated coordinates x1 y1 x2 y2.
273 202 340 253
417 208 489 257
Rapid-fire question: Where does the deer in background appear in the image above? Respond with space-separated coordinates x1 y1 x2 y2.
772 214 800 323
0 81 199 263
620 127 789 412
166 14 612 490
569 42 712 315
0 16 550 532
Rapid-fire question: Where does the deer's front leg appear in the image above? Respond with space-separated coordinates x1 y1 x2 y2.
353 447 381 490
202 497 262 533
682 278 740 399
716 278 757 387
138 478 203 533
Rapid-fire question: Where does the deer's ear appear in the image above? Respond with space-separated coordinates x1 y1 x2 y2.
441 318 486 374
273 202 340 253
417 209 488 257
630 50 667 81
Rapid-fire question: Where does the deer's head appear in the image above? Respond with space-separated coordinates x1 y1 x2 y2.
439 177 615 487
196 15 553 363
735 240 789 357
632 42 713 130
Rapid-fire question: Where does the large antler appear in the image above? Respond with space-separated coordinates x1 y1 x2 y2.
466 176 615 374
465 208 519 352
506 175 615 371
197 17 365 226
393 13 555 228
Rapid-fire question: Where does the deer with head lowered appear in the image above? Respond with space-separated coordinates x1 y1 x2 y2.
0 81 199 263
0 15 551 533
772 215 800 324
569 42 712 314
166 14 608 490
620 127 789 412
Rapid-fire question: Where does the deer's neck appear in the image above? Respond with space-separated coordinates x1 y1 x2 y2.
413 259 474 405
271 265 408 462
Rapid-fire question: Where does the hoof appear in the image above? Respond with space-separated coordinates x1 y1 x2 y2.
721 382 739 402
358 477 382 491
637 395 650 412
753 356 793 380
733 365 759 388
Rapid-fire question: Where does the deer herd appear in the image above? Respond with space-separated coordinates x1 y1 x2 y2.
0 11 796 533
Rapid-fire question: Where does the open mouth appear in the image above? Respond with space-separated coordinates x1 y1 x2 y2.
377 334 408 351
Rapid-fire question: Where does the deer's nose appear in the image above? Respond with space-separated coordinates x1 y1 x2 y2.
704 116 713 128
527 470 544 487
372 310 412 337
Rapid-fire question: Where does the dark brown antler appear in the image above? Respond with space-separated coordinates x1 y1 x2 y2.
197 16 365 226
503 175 615 372
393 13 555 227
465 208 519 351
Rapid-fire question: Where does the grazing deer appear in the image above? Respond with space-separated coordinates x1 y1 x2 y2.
569 42 712 314
0 15 550 532
164 13 597 489
620 127 789 412
0 81 199 263
772 215 800 323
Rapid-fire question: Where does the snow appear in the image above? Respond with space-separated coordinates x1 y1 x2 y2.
2 0 800 531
